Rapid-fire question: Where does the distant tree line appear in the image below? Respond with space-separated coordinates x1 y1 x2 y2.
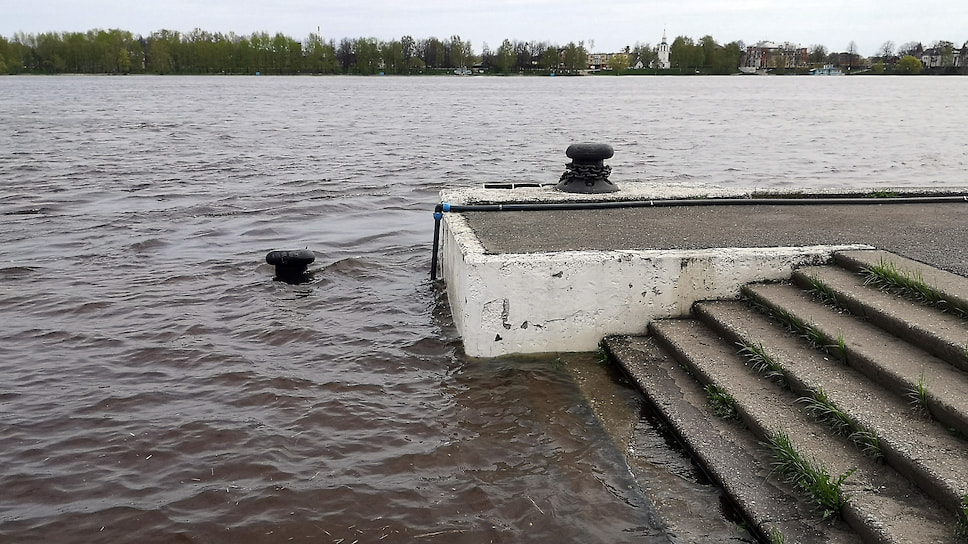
0 29 595 75
2 28 962 76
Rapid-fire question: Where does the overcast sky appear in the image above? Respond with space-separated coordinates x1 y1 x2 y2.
4 0 966 56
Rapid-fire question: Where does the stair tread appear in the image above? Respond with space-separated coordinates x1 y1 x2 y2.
835 249 968 312
745 282 968 438
794 264 968 371
647 319 957 542
603 334 859 543
695 299 968 513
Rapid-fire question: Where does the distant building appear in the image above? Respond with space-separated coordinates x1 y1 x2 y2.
657 30 670 69
920 44 966 69
742 41 808 70
586 52 629 71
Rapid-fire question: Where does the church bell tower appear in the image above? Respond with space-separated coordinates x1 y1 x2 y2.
657 29 670 69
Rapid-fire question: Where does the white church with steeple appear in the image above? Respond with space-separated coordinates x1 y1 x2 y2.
656 29 671 69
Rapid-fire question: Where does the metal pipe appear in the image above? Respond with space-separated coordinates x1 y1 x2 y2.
439 195 968 213
430 205 443 280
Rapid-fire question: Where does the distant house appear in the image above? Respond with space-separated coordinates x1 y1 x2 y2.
920 44 966 69
586 52 629 71
742 41 808 70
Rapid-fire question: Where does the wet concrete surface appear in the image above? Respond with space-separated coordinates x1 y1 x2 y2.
562 353 756 542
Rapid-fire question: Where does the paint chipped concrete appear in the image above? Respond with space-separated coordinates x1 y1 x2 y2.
436 182 968 358
437 182 883 357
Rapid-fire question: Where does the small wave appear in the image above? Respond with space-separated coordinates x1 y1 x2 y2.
3 207 48 216
128 238 169 252
0 266 42 279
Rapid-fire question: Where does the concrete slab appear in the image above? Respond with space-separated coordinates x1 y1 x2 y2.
436 183 968 358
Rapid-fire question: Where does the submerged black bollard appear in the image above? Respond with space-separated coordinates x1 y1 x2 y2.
555 143 619 194
266 249 315 284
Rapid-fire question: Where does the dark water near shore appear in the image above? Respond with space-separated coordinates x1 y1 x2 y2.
2 75 966 543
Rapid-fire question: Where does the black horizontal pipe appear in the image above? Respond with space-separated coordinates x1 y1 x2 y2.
438 195 968 213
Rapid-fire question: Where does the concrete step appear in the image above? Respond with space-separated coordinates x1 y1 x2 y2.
791 264 968 372
743 282 968 440
601 334 860 544
834 249 968 318
646 319 957 543
694 299 968 517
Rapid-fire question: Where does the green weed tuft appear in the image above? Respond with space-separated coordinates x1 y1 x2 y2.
864 258 968 319
767 526 786 544
746 296 846 362
907 371 931 417
864 190 899 198
705 384 740 421
798 387 883 462
804 273 839 307
956 494 968 539
766 430 855 520
737 340 786 386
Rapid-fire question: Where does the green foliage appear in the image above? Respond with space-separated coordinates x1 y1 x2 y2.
798 388 883 461
561 41 588 73
670 35 704 72
804 273 839 307
956 495 968 539
737 340 787 386
865 190 899 198
766 430 855 519
767 526 787 544
907 371 931 417
607 54 630 72
896 55 923 75
0 28 485 75
748 293 846 360
863 258 968 319
705 384 740 420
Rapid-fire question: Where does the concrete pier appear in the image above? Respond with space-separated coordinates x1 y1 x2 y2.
435 182 968 541
436 182 967 358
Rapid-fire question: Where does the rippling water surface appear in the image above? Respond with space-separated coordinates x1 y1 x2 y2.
2 75 966 543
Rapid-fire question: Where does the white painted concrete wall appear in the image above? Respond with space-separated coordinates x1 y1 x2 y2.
440 212 869 358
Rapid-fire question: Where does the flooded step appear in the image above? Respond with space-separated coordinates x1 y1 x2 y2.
743 282 968 440
792 264 968 371
694 299 968 517
647 319 957 543
601 334 859 544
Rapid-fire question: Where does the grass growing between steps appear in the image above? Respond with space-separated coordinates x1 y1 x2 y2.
736 341 787 386
957 495 968 540
803 272 840 308
798 387 884 462
704 384 740 421
766 430 856 520
744 293 849 364
863 258 968 320
907 371 931 417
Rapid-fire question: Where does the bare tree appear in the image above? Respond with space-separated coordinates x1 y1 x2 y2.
846 40 858 70
808 44 828 64
876 40 895 59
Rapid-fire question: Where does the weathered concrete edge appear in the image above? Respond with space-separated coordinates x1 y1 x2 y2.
440 182 968 206
441 210 872 358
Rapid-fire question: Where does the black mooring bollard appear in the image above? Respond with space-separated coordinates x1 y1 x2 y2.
266 249 315 284
555 143 619 194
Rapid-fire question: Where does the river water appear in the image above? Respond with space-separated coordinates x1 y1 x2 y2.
1 75 966 543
